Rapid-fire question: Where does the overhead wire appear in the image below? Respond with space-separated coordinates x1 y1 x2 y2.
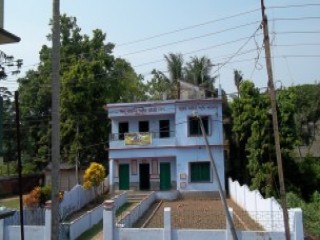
117 8 261 46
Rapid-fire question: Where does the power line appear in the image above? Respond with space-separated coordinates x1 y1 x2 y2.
121 21 261 56
117 8 261 46
275 31 320 34
133 35 262 68
268 3 320 10
211 24 263 75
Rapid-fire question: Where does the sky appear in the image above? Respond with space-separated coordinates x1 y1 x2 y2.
1 0 320 96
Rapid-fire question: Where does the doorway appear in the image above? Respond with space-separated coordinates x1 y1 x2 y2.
119 164 129 190
139 163 150 190
160 163 171 190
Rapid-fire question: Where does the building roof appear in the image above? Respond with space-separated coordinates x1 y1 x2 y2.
45 162 75 171
0 28 20 44
105 97 222 109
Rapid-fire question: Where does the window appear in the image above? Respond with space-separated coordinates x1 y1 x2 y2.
190 162 210 182
189 116 209 136
159 120 170 138
118 122 128 140
139 121 149 133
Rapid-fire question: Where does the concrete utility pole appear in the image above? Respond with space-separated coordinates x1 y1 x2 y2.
51 0 61 239
197 115 238 240
14 91 24 240
260 1 291 239
75 119 79 185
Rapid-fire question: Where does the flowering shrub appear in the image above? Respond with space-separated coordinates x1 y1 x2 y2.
23 185 64 208
23 187 41 208
83 162 106 190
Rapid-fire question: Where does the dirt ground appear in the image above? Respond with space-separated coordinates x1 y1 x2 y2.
134 198 263 230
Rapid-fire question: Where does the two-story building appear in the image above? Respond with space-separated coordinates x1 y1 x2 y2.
106 92 225 194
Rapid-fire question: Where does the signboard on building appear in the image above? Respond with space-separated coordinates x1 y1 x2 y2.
125 132 152 145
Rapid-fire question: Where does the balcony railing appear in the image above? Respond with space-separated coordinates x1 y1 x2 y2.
109 131 176 141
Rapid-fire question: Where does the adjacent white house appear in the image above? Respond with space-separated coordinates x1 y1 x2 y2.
106 86 225 194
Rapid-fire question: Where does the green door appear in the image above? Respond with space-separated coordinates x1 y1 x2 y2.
160 163 171 190
119 164 129 190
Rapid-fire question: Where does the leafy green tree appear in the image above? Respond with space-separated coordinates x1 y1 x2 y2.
231 81 300 196
231 81 258 184
290 84 320 146
1 88 16 163
0 51 22 168
164 53 184 99
233 69 243 96
184 56 216 97
146 70 172 100
17 15 146 170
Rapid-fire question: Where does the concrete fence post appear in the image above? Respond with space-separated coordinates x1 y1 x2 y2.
226 208 234 240
292 209 304 240
163 207 171 240
44 201 52 240
0 219 4 240
103 200 115 240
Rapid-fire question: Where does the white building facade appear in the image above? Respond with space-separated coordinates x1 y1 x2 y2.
107 97 225 194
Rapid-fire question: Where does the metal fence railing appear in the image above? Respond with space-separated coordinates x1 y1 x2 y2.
110 131 176 141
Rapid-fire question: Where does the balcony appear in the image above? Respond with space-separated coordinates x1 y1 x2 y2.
109 131 176 148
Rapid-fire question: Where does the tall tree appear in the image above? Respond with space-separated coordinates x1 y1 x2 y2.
184 56 216 97
17 15 146 171
233 69 243 96
231 81 299 197
164 53 184 99
1 87 16 164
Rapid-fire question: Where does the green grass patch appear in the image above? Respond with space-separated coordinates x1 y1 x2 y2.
76 220 103 240
75 202 134 239
116 202 133 216
0 197 20 209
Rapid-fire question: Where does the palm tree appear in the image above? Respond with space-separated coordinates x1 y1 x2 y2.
185 56 216 97
234 69 243 97
164 53 184 99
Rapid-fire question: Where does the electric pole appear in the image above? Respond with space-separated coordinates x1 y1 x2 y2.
260 1 291 239
198 115 238 240
51 0 61 239
75 119 79 185
15 91 24 240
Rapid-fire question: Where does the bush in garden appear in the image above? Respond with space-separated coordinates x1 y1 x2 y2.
23 187 41 208
83 162 106 200
23 185 64 208
39 185 52 206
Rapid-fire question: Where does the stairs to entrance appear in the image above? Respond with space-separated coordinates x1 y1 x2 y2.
127 191 151 203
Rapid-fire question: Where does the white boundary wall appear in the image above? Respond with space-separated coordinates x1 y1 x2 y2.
60 176 109 218
0 205 51 240
228 178 304 238
66 191 127 240
119 192 156 227
104 203 302 240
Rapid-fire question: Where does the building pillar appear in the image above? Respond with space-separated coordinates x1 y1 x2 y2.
109 159 114 193
44 201 52 240
103 200 115 240
226 208 234 240
163 207 171 240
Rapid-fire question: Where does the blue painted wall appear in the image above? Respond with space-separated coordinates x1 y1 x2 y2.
107 98 225 192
